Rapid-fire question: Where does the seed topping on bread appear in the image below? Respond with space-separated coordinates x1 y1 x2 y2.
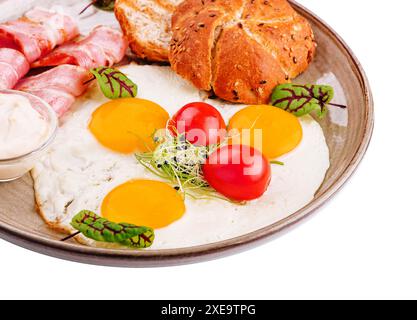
169 0 316 104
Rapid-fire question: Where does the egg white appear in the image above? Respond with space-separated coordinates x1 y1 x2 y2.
32 64 330 249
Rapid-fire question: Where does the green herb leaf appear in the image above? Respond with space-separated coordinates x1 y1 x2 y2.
94 0 115 11
271 84 345 119
70 210 154 248
121 232 155 249
90 67 138 99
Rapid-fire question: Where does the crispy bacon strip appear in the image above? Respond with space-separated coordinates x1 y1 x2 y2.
0 8 79 63
0 48 30 90
32 26 128 69
15 65 91 117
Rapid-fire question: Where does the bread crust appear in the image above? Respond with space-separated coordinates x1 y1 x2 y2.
242 0 295 21
213 25 288 104
169 0 316 104
170 9 227 90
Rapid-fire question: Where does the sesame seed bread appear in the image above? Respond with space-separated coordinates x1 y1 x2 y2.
169 0 316 104
114 0 182 61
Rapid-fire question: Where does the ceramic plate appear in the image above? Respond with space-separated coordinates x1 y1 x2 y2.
0 0 374 267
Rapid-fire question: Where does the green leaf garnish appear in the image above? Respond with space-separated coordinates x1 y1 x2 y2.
90 67 138 99
94 0 115 10
271 84 346 119
70 210 154 249
80 0 115 15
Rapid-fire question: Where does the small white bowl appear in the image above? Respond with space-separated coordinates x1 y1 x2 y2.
0 90 58 182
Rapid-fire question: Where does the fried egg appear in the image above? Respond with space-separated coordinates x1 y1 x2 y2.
89 98 169 153
102 179 185 229
32 64 330 249
228 105 303 159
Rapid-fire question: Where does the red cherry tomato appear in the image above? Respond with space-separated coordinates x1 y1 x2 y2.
170 102 227 146
202 145 271 201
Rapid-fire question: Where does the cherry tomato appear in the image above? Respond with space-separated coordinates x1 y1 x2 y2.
202 144 271 201
170 102 227 146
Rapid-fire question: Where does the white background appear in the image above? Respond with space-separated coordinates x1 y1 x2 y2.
1 0 416 300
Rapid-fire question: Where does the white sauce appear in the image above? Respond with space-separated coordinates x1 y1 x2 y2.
0 93 49 160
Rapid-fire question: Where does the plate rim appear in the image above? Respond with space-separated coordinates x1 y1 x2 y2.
0 0 375 267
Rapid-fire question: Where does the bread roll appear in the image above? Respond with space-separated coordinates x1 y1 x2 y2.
169 0 316 104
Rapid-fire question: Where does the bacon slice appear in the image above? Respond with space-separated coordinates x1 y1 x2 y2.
0 48 30 89
0 8 79 63
15 65 91 117
32 26 128 70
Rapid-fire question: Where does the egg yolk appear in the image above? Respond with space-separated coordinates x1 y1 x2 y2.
89 98 169 154
101 180 185 229
228 105 303 159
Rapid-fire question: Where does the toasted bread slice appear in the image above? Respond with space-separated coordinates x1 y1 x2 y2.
115 0 181 62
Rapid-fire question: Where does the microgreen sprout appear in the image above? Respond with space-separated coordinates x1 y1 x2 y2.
135 128 237 202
